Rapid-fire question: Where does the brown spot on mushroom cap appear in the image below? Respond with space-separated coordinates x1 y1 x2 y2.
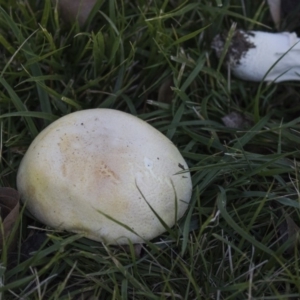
59 133 120 183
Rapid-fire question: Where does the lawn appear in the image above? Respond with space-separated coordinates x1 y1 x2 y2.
1 0 300 299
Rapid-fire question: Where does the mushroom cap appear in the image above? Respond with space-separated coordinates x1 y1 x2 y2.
212 30 300 82
17 109 192 245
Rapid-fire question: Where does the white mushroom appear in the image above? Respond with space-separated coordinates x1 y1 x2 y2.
53 0 98 26
211 30 300 82
17 109 192 245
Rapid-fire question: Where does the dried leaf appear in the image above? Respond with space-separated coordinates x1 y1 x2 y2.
0 187 20 250
221 112 252 129
158 77 174 104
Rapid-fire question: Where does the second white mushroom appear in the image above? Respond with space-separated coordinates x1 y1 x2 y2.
212 30 300 82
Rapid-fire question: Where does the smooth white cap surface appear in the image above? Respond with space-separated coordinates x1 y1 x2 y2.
232 31 300 82
17 109 192 244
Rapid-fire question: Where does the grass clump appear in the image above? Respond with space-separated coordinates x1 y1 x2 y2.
1 0 300 299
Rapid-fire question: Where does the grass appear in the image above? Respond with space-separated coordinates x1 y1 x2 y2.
1 0 300 299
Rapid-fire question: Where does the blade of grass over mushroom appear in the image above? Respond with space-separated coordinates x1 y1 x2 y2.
135 181 178 240
171 180 179 230
94 209 143 242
